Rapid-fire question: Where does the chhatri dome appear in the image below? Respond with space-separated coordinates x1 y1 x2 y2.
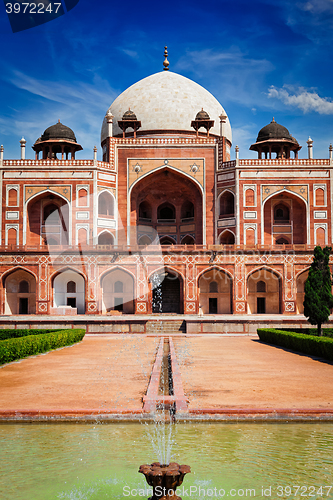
101 54 232 142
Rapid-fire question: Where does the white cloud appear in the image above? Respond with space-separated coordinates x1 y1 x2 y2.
297 0 333 14
276 0 333 41
267 85 333 114
9 71 116 110
175 48 274 109
1 70 120 158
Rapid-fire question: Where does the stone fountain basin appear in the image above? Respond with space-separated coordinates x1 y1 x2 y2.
139 462 191 499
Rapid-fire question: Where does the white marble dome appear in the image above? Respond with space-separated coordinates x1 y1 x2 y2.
101 71 232 142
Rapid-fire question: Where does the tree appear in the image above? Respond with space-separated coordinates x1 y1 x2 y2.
303 246 333 336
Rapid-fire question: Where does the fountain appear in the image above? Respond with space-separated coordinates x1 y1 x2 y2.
139 462 191 500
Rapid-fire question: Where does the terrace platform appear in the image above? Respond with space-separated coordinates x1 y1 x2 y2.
0 313 331 334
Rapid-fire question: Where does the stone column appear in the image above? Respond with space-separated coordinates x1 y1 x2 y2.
307 137 313 159
20 137 26 160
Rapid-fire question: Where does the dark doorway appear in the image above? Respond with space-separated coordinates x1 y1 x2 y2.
209 298 218 314
19 298 28 314
152 272 181 313
114 297 124 311
67 297 76 308
257 297 266 314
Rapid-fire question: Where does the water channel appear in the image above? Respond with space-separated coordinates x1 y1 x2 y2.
1 422 333 500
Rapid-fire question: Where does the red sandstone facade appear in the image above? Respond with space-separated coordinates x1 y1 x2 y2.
0 69 330 317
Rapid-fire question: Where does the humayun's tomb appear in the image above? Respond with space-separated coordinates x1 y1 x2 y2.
0 49 331 323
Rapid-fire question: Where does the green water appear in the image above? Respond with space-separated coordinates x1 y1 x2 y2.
1 422 333 500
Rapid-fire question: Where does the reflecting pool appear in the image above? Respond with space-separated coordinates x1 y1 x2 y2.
1 422 333 500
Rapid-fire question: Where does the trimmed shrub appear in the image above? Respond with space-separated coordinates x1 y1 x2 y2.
257 328 333 362
0 329 62 341
0 329 85 365
278 328 333 338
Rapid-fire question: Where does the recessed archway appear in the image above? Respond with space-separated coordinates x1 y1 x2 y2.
181 235 195 245
263 192 307 245
98 231 114 245
3 268 37 315
219 230 235 245
219 191 235 218
150 268 183 313
198 268 232 314
98 191 114 217
26 192 69 247
130 168 203 244
247 268 281 314
52 269 85 313
101 268 135 314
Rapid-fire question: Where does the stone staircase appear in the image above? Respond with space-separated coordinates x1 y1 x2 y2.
146 320 186 335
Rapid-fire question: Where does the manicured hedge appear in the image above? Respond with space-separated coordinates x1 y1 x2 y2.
0 329 85 365
257 328 333 362
0 329 62 341
278 328 333 338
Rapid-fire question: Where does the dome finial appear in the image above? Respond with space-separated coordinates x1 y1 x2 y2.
163 46 169 71
272 117 275 122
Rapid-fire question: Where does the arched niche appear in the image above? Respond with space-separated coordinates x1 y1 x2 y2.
150 269 183 313
274 203 290 223
181 235 195 245
198 268 232 314
263 192 306 245
98 232 114 245
130 168 203 244
138 235 152 246
219 191 235 218
247 268 281 314
4 269 37 315
26 192 69 247
219 230 235 245
101 269 134 314
160 236 176 246
275 237 290 245
53 270 85 313
157 202 175 221
98 191 114 217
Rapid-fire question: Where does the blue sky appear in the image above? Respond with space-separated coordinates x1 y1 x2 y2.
1 0 333 159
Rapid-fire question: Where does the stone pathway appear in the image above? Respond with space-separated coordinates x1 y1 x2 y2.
174 336 333 410
0 334 332 419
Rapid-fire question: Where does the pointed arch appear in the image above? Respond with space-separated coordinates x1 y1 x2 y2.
52 268 86 314
247 266 282 314
219 230 235 245
160 236 177 245
25 190 70 247
100 267 135 314
138 234 152 246
149 266 184 313
262 190 308 245
198 266 233 314
129 166 205 245
98 190 115 217
98 231 114 246
181 234 195 245
218 189 235 218
3 267 37 315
